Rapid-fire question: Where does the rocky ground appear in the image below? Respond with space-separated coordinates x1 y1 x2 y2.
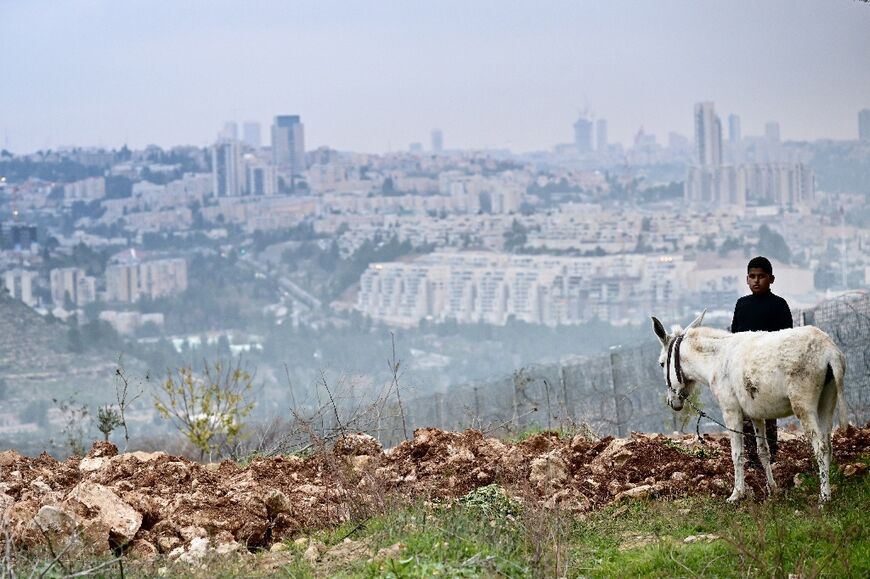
1 425 868 564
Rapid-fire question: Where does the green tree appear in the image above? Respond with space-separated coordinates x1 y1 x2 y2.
153 359 255 461
96 405 123 442
382 176 395 194
718 236 741 256
503 219 528 252
105 175 133 199
63 290 75 311
757 225 791 263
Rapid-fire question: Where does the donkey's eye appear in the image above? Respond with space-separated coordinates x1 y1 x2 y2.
660 362 665 368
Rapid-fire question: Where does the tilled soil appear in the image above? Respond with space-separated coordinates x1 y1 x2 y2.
1 425 868 558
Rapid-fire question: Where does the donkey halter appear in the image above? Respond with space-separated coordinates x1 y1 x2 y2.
666 334 686 398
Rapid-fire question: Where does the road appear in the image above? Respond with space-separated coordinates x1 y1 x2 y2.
239 253 323 310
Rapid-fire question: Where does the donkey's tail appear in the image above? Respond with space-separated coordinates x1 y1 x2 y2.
827 351 848 428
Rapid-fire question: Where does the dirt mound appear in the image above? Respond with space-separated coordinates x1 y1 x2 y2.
1 425 868 559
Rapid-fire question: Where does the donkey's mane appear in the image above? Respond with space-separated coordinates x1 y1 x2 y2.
688 326 730 339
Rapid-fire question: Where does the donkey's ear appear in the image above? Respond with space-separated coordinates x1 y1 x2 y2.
651 316 668 344
688 308 707 330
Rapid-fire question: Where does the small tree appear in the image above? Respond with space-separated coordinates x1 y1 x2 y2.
96 405 123 442
114 356 144 451
154 359 255 461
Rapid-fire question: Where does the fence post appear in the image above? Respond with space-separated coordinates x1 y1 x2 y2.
560 365 570 420
610 348 627 437
435 392 444 430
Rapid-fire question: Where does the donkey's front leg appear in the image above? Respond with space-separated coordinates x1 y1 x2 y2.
752 418 777 496
724 409 746 503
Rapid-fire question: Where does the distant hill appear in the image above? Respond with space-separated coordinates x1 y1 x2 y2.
0 292 129 383
0 291 72 375
0 292 151 455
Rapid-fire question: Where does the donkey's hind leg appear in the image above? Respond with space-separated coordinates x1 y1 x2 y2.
751 418 776 495
796 404 832 503
815 377 838 502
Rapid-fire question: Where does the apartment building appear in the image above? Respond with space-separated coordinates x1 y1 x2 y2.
49 267 96 307
685 163 814 208
63 176 106 205
2 269 38 307
106 257 187 302
357 252 688 327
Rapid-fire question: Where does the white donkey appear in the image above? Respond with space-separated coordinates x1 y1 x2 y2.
651 311 847 503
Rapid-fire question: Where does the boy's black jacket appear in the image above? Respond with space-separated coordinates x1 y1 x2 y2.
730 292 793 333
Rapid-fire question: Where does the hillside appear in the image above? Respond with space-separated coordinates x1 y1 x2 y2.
0 425 867 576
0 293 147 455
0 292 143 382
0 292 72 375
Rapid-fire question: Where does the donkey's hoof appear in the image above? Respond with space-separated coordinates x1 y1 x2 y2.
726 491 744 504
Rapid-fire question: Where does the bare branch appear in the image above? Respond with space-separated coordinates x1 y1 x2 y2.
388 332 409 441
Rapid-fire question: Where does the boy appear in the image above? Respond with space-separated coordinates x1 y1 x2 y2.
730 256 793 467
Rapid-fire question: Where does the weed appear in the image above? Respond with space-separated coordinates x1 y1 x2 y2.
662 437 710 459
458 484 522 519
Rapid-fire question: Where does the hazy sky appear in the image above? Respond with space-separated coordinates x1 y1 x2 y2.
2 0 869 154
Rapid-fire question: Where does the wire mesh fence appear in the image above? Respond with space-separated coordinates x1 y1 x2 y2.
800 291 870 426
395 291 870 442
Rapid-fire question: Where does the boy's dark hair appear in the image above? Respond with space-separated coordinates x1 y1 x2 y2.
747 256 773 275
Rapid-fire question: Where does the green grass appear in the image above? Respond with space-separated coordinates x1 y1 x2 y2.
322 496 534 577
285 461 870 578
569 460 870 578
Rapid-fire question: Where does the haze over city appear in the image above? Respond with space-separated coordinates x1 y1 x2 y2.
1 4 870 573
2 0 870 153
0 0 869 479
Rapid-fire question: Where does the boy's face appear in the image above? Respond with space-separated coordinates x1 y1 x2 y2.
747 267 774 295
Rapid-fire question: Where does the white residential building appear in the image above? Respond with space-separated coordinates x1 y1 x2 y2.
63 177 106 205
245 162 278 196
2 269 38 307
357 251 689 327
50 267 95 306
106 257 187 302
685 163 814 208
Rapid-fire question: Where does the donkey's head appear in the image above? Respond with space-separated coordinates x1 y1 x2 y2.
651 310 706 411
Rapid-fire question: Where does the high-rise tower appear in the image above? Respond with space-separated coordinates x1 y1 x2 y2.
573 116 593 154
728 114 741 143
431 129 444 153
212 139 243 197
694 102 722 166
271 115 306 174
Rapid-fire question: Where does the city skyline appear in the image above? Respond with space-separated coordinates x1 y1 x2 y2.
2 1 869 154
